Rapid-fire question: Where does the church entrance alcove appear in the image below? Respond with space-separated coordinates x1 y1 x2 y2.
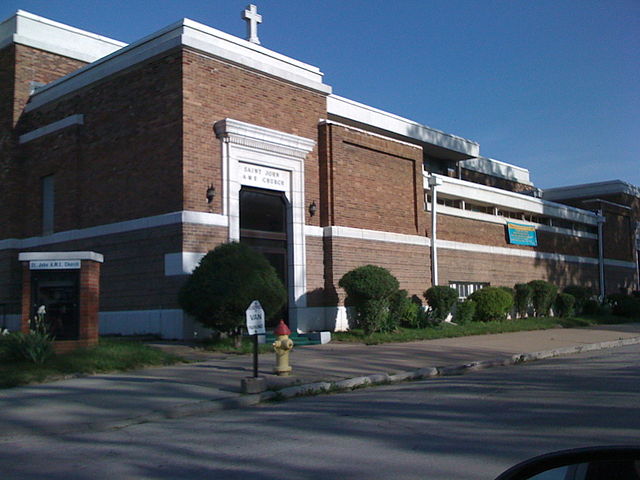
239 187 289 326
30 269 79 340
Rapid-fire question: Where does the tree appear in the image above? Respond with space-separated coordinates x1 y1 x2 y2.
178 243 287 336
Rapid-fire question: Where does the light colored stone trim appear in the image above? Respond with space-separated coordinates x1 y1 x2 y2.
324 225 430 246
215 118 315 331
304 225 324 237
18 251 104 262
164 252 206 276
436 205 598 240
427 174 600 225
544 180 640 201
0 211 228 250
327 94 479 157
0 10 125 63
459 156 532 185
319 119 422 150
25 16 330 112
19 114 84 144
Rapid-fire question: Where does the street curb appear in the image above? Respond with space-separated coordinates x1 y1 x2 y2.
256 336 640 402
7 335 639 438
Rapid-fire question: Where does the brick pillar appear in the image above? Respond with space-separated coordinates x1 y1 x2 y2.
20 263 31 334
78 259 100 347
19 251 103 354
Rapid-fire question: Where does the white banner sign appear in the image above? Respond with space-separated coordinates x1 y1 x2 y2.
245 300 266 335
30 260 81 270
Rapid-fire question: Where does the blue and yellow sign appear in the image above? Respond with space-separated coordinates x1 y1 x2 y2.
507 222 537 246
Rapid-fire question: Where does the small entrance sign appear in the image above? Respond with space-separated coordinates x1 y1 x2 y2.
30 260 81 270
245 300 266 335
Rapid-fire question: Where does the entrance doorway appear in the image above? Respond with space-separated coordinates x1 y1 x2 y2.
30 270 79 340
239 187 289 325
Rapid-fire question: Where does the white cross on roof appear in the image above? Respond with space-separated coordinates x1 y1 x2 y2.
242 4 262 45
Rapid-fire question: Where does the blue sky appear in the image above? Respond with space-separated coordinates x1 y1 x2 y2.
3 1 638 189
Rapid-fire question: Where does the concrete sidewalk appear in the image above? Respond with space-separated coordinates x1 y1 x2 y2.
1 323 639 439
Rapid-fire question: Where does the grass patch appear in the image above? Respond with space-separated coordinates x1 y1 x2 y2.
332 315 638 345
0 337 183 389
200 336 273 355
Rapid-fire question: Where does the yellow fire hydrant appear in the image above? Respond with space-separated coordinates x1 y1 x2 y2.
272 320 294 376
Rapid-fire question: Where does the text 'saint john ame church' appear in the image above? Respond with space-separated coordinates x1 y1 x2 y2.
1 8 639 339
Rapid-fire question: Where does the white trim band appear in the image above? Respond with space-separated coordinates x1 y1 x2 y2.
0 211 228 250
19 114 84 144
18 251 104 263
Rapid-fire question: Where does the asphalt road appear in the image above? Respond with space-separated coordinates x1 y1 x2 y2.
2 344 639 480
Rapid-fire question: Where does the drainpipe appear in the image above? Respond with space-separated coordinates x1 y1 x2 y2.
428 175 443 287
597 209 606 302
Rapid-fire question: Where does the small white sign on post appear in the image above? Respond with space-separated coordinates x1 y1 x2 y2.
245 300 266 335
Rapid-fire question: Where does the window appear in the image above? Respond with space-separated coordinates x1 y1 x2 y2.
449 281 489 299
42 175 54 234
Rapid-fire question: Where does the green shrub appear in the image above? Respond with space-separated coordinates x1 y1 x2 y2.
563 285 593 314
555 293 576 317
0 331 54 364
528 280 558 317
390 290 419 329
454 300 476 324
469 287 513 322
423 286 458 322
339 265 400 302
514 283 532 318
178 242 287 335
582 299 600 315
339 265 400 334
608 294 640 318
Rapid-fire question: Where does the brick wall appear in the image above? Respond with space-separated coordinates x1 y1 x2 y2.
325 236 430 305
438 249 600 291
181 49 328 224
15 49 184 236
433 213 598 257
305 236 325 307
319 123 426 235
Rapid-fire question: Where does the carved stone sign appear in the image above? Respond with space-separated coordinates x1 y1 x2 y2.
240 163 290 192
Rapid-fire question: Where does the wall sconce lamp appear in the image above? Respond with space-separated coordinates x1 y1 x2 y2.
206 184 216 204
309 200 317 217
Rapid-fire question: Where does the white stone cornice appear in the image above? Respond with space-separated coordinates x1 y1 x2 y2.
0 10 125 63
214 118 315 158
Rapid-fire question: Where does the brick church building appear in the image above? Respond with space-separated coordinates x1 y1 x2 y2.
1 10 638 338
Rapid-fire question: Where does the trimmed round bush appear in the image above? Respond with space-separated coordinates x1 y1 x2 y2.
390 290 420 329
608 294 640 318
178 242 287 335
469 287 513 322
563 285 593 314
423 286 458 322
555 293 576 318
454 300 476 324
339 265 400 334
514 283 532 318
583 299 600 315
527 280 558 317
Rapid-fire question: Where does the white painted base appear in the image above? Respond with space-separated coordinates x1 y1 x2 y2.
99 307 353 339
296 306 351 332
1 314 21 331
